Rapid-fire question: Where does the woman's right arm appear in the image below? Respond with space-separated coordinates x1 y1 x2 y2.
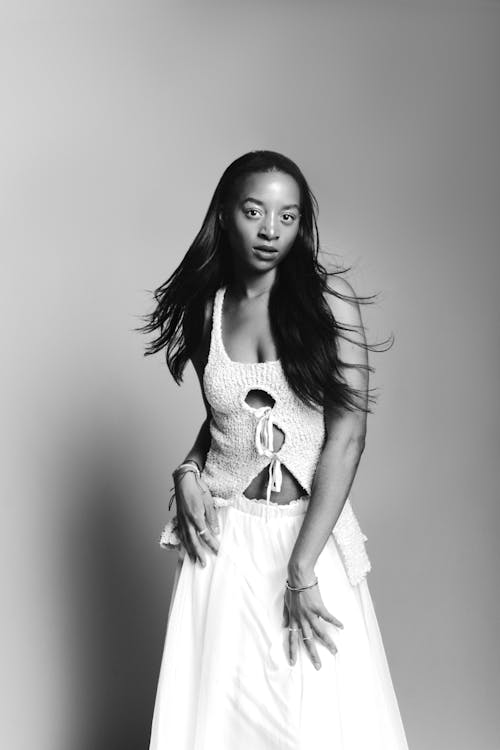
173 417 220 566
173 295 220 566
183 416 212 472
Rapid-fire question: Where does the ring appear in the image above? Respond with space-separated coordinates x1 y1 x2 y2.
288 627 299 632
197 528 208 536
302 635 313 641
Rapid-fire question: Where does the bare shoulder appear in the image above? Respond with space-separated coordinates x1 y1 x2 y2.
323 275 363 328
322 276 369 421
186 294 215 423
188 294 214 377
201 294 215 339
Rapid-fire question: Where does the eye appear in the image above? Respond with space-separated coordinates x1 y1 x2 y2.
244 208 261 218
281 213 297 224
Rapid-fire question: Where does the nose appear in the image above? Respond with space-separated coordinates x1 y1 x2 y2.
258 213 279 241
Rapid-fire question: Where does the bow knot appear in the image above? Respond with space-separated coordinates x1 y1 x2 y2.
253 406 282 521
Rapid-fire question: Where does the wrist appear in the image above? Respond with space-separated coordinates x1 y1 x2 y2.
287 557 316 587
174 470 199 486
182 458 202 473
173 460 201 480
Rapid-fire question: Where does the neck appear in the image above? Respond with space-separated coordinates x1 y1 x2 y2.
228 271 276 301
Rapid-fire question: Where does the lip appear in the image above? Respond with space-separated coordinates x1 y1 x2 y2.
253 245 278 253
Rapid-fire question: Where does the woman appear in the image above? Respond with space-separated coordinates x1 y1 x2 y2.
140 150 409 749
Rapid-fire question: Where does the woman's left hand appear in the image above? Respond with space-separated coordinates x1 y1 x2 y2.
282 580 343 670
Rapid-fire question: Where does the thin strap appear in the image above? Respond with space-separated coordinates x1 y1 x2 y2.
208 286 224 363
213 285 226 358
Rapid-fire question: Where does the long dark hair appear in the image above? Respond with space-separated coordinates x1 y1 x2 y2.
136 150 392 413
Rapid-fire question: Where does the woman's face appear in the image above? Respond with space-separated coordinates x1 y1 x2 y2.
222 170 301 273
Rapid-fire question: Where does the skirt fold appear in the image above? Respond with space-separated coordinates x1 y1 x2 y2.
149 495 409 750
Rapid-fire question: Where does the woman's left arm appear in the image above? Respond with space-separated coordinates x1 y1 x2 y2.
288 276 369 584
283 278 369 669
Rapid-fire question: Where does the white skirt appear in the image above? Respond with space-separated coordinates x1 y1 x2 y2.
149 494 409 750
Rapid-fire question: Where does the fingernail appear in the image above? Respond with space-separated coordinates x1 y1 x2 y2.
315 662 321 670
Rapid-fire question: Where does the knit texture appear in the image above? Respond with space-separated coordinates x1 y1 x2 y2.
202 285 325 504
162 285 371 585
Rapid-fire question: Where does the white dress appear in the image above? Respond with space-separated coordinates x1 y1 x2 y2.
149 286 410 749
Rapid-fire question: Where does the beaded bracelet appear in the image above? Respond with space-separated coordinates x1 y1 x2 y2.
172 460 201 478
169 461 202 510
172 466 199 481
285 575 319 592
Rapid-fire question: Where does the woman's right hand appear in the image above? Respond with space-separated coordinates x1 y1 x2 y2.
174 472 220 566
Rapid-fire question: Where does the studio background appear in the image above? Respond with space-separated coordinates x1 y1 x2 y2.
2 1 499 749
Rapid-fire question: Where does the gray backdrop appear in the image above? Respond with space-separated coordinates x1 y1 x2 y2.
2 1 499 749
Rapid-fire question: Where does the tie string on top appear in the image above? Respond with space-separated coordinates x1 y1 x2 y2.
253 405 283 522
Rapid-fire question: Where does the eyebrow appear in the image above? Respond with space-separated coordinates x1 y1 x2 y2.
242 196 301 212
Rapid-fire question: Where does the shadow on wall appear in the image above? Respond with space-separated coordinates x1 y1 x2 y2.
59 410 175 750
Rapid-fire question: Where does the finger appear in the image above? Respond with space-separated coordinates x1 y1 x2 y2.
176 521 196 564
282 599 289 629
288 621 300 666
301 626 322 670
204 500 220 537
177 503 203 563
197 476 219 534
309 620 338 656
317 605 343 629
191 513 219 556
198 527 219 555
186 523 207 567
201 501 220 548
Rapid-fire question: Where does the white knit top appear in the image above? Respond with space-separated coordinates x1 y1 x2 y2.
160 285 371 586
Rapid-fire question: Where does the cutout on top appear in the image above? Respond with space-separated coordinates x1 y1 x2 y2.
243 388 306 502
243 464 307 503
244 388 275 410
